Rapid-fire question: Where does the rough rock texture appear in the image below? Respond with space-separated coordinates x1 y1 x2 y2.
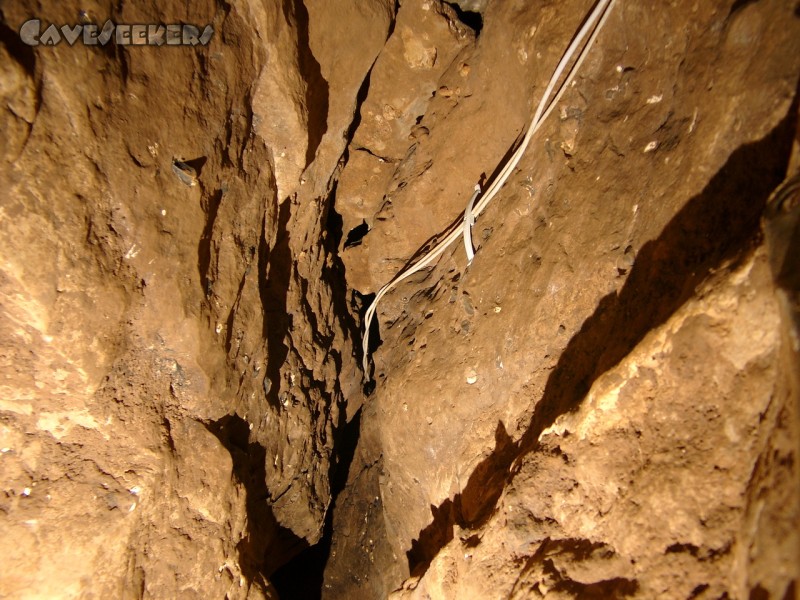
336 0 476 291
1 0 799 598
391 247 798 599
0 0 386 597
327 0 800 598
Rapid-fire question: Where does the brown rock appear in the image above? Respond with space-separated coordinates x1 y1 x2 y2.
1 0 799 598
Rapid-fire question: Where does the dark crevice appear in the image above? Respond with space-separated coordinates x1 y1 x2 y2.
508 538 638 597
782 580 797 600
117 41 130 85
764 169 800 291
444 2 484 35
271 409 363 599
343 220 370 249
388 0 400 39
353 145 394 163
335 0 396 204
198 187 222 297
321 185 362 356
0 19 37 78
292 0 328 167
223 263 251 354
95 18 121 69
728 0 759 17
405 96 798 578
750 585 770 600
176 155 207 177
344 69 374 151
206 414 306 587
689 584 711 599
666 542 700 556
325 180 344 250
406 422 516 573
0 19 39 157
267 180 370 596
162 417 177 455
319 173 371 376
548 573 639 598
341 0 397 154
260 200 293 409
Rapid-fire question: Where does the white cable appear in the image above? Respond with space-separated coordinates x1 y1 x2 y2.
361 0 617 378
472 0 615 219
463 184 481 265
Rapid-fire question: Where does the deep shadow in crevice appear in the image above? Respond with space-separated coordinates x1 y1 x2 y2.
690 584 712 599
407 498 457 576
510 538 639 598
728 0 759 18
116 41 130 87
266 136 376 593
344 66 374 150
321 184 364 373
360 293 382 358
175 155 207 177
344 220 370 249
259 200 294 408
781 580 797 600
405 422 516 573
547 568 638 598
206 414 307 588
223 259 254 355
340 0 399 154
388 0 400 39
0 20 39 156
406 98 798 577
444 2 484 35
291 0 328 167
325 180 344 249
0 20 36 77
271 409 363 599
198 188 223 297
319 178 374 392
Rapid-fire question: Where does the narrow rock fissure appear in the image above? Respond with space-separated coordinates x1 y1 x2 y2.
206 414 305 587
443 2 483 35
291 0 329 167
3 1 799 598
343 219 370 249
511 538 640 598
271 409 363 599
260 201 294 409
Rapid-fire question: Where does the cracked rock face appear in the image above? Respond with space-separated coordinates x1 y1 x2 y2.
0 0 372 596
1 0 799 599
326 0 800 598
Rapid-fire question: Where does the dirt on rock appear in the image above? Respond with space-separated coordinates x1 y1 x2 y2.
1 0 799 599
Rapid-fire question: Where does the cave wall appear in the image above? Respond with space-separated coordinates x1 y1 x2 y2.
326 0 800 598
0 0 798 599
0 0 386 596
